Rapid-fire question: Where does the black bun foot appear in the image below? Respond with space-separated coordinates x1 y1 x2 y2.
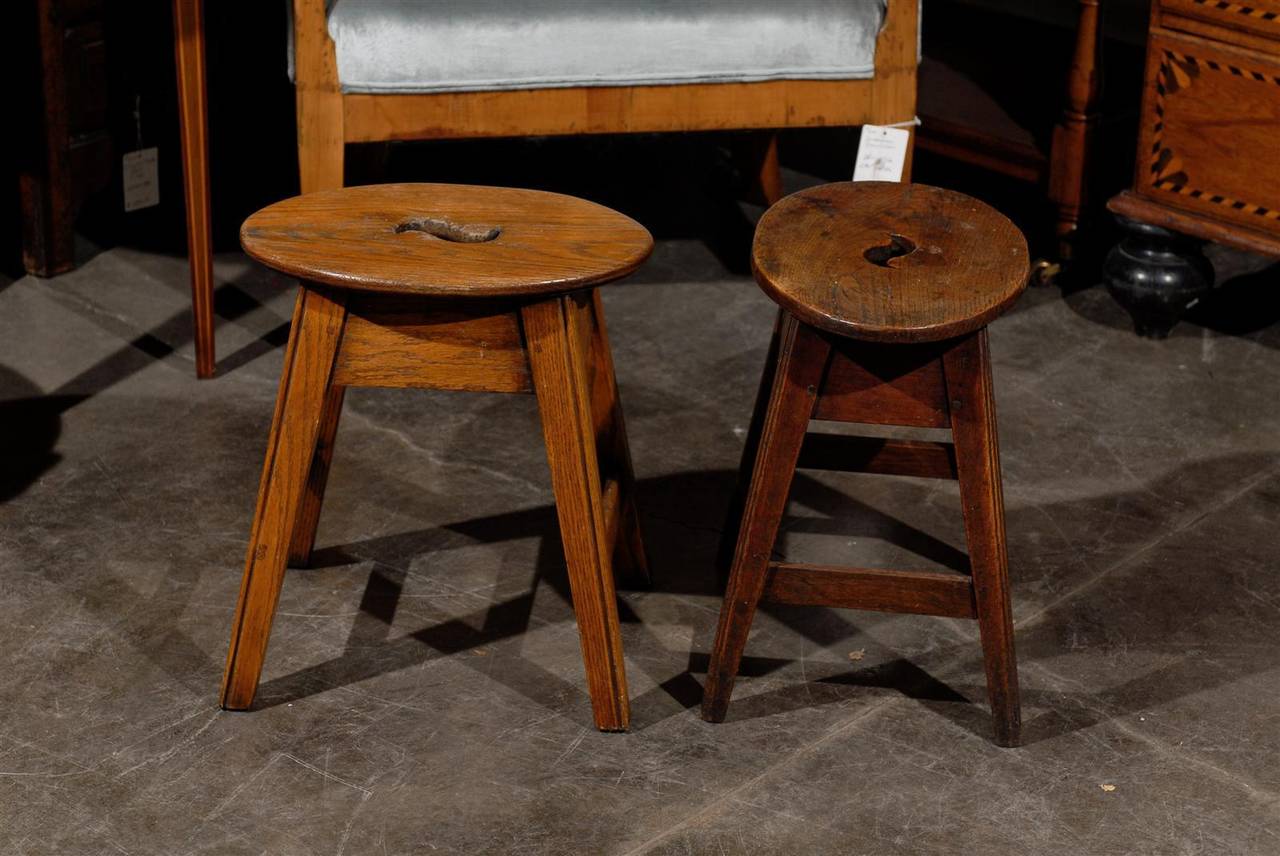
1103 216 1213 339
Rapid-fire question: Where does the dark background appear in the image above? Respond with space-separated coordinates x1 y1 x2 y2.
5 1 1148 277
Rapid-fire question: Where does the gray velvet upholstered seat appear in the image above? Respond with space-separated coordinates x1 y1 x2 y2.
313 0 889 94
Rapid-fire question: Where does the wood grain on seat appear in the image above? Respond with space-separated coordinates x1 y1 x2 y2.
240 183 653 298
752 182 1030 343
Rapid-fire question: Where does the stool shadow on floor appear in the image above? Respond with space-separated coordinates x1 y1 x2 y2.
247 468 726 721
699 450 1280 746
248 467 975 729
0 272 293 503
34 269 295 390
254 502 621 725
246 450 1280 739
0 365 76 502
0 283 229 501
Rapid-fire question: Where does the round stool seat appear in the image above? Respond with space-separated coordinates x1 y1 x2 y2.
240 183 653 298
752 182 1029 343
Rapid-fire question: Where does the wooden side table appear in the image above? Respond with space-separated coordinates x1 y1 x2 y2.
18 0 113 277
221 183 652 732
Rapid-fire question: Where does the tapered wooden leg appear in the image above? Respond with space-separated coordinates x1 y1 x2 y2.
585 290 649 588
287 383 345 568
221 285 348 710
702 316 831 722
942 329 1022 747
717 308 784 577
523 293 631 731
173 0 216 378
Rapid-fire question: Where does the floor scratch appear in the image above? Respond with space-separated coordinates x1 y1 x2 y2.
281 752 373 799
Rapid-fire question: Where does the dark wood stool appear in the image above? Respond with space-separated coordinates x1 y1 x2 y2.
222 183 652 732
702 182 1030 746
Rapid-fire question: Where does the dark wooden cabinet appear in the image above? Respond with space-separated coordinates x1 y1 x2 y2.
18 0 114 276
1106 0 1280 334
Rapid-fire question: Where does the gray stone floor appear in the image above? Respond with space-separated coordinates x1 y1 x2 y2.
3 185 1280 855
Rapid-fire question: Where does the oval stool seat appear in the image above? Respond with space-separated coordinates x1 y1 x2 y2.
240 183 652 297
752 182 1029 342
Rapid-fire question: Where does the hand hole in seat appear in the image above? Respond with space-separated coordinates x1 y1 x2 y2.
395 217 501 243
863 233 917 267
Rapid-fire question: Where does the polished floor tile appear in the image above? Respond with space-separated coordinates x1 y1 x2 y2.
2 185 1279 854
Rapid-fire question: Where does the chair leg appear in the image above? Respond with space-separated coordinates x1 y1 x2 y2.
702 315 830 722
943 329 1022 747
586 290 650 588
287 384 346 568
173 0 216 379
522 293 631 732
716 308 784 579
756 133 784 206
733 132 784 206
221 285 348 710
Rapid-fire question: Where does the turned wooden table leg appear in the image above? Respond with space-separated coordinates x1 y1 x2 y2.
173 0 216 378
523 293 631 732
943 330 1021 747
702 316 830 722
1048 0 1103 263
221 286 348 710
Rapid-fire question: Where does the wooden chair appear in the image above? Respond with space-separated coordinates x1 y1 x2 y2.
172 0 919 377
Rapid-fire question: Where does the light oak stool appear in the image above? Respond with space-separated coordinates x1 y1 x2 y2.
222 183 652 732
702 182 1030 746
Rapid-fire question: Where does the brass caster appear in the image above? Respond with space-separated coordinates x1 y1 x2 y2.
1030 258 1062 288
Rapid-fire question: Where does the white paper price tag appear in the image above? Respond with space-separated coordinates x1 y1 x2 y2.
123 147 160 212
852 125 910 183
